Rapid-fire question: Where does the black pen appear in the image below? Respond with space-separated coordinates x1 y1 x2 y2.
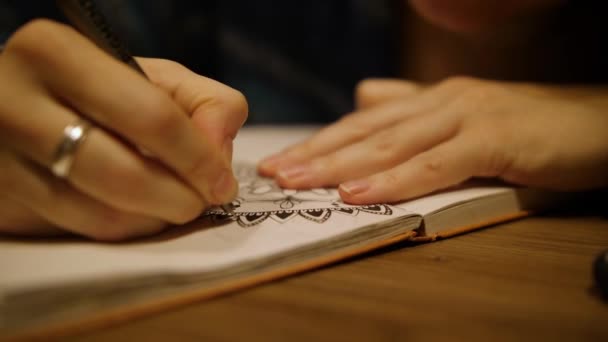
55 0 147 77
55 0 235 216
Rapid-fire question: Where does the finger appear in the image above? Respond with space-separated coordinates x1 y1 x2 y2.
258 82 458 177
5 20 236 204
275 111 460 189
0 198 63 237
259 99 437 176
338 135 482 204
0 74 205 224
0 152 166 241
355 78 421 109
138 58 248 162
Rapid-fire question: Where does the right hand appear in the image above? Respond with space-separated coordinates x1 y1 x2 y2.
0 20 248 241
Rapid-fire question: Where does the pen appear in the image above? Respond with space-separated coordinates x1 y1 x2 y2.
55 0 147 77
55 0 235 216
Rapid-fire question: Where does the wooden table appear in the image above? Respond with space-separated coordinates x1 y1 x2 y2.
63 211 608 342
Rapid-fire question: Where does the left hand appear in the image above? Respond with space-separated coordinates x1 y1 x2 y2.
258 77 608 204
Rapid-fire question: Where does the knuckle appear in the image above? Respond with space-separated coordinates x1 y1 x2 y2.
381 171 401 188
461 83 504 103
355 79 377 101
158 58 188 72
337 111 359 126
446 83 506 116
415 152 445 183
373 132 399 155
6 19 73 63
336 112 373 139
140 58 187 79
440 75 482 90
372 133 401 161
138 94 183 139
436 76 487 103
422 155 443 174
206 87 249 129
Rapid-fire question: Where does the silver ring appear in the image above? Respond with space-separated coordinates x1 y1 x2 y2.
51 119 92 178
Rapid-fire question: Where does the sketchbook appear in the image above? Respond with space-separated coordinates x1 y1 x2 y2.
0 126 563 339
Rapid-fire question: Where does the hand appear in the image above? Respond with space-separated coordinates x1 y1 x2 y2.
258 77 608 204
0 20 248 240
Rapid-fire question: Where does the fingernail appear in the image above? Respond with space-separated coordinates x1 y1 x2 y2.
339 179 371 196
213 169 236 203
277 164 312 182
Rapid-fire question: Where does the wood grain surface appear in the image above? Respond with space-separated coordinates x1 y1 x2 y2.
61 209 608 342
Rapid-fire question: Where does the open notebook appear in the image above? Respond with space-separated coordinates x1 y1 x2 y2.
0 126 562 338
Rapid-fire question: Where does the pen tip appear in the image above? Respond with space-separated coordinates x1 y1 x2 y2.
220 204 234 216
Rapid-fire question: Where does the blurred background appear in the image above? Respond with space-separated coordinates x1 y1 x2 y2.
2 1 607 124
0 0 402 124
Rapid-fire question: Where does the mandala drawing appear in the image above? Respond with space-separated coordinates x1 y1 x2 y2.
205 163 395 227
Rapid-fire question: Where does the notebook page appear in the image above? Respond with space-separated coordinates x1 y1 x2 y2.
394 186 514 216
0 126 414 295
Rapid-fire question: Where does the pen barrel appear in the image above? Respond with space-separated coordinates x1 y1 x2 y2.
55 0 147 77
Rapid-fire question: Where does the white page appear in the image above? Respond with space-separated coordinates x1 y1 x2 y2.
395 187 513 216
232 125 319 162
0 126 412 295
0 125 524 296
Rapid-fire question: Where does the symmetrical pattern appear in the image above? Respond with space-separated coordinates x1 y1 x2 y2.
205 164 395 227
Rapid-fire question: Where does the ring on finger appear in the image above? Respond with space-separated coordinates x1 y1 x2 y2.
51 118 92 179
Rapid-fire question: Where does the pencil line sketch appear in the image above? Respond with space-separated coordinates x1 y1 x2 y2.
205 164 394 227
